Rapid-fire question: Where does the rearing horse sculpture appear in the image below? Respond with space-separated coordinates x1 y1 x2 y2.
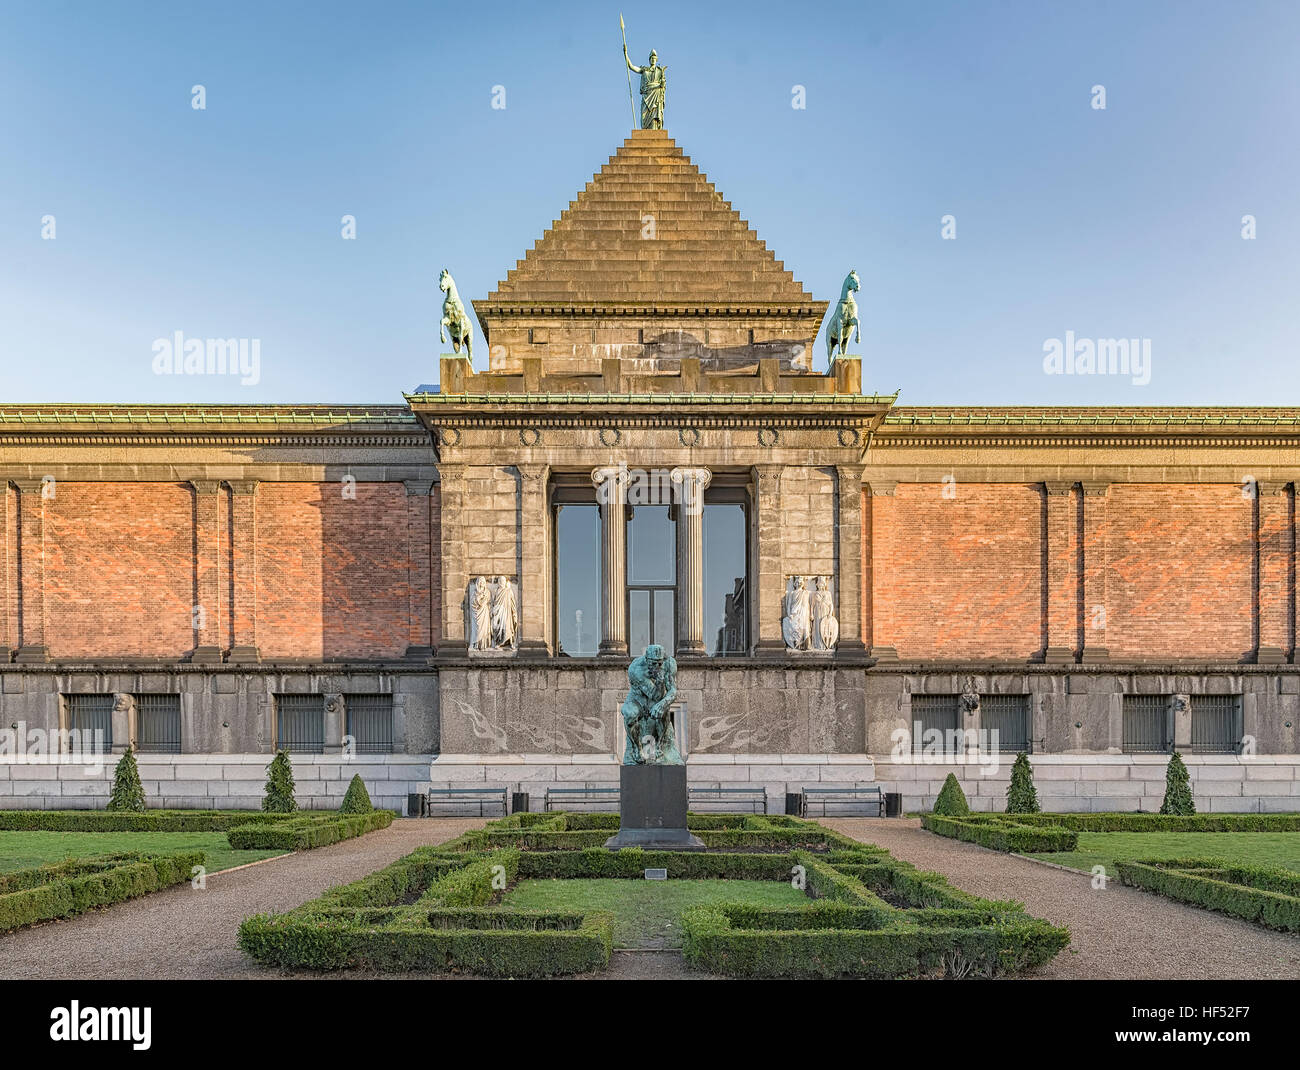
826 269 861 362
439 268 473 360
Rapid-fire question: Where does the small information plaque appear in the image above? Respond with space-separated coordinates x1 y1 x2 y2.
644 868 668 881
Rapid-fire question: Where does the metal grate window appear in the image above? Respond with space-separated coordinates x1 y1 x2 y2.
982 694 1031 753
910 694 959 754
135 694 181 754
276 695 324 754
64 694 112 753
1188 695 1241 754
346 694 394 755
1122 695 1170 754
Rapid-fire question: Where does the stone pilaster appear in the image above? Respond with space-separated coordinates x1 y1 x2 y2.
1080 480 1111 663
0 482 13 660
753 465 785 657
190 479 224 664
1043 481 1078 664
13 479 48 663
1257 481 1291 664
834 465 868 662
517 464 551 655
592 466 628 656
865 480 898 662
671 466 712 658
436 464 468 655
403 480 435 660
227 480 260 662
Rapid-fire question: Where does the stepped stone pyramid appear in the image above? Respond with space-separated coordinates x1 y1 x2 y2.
471 129 829 377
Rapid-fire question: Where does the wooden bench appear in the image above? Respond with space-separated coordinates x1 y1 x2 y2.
801 785 884 817
425 786 508 817
544 785 619 812
688 785 768 814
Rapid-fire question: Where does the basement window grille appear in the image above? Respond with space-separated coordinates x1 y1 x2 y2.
345 694 394 755
275 695 324 754
1122 695 1170 754
910 694 960 755
1187 695 1242 755
64 694 112 753
981 695 1031 753
135 694 181 754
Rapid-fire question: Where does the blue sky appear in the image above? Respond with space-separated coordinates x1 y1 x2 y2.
1 0 1297 405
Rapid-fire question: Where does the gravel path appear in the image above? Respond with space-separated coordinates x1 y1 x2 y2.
825 817 1300 980
0 818 485 980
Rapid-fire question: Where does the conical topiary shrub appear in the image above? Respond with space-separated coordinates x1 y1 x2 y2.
106 746 146 812
1005 752 1040 814
262 750 298 813
1159 751 1195 815
340 774 373 815
932 773 970 816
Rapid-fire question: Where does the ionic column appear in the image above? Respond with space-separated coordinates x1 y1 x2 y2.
190 479 223 663
1043 481 1078 664
834 464 868 662
592 466 628 656
671 466 712 658
13 478 49 663
1257 480 1291 664
227 480 260 662
1080 481 1111 662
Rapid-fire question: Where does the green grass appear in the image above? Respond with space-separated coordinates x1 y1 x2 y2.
501 878 809 949
1026 832 1300 878
0 831 285 876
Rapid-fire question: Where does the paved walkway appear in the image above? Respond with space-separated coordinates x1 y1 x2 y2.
0 818 485 979
825 818 1300 979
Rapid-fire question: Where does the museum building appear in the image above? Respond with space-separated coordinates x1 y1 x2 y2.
2 128 1299 813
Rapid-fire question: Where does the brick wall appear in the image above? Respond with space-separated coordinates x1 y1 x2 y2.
1106 483 1253 660
255 482 415 659
870 482 1044 659
45 482 195 657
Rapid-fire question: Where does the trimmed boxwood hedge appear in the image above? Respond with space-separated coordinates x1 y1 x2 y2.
983 812 1300 833
0 810 302 833
1116 857 1300 933
0 851 204 932
225 810 394 851
238 815 1070 978
920 813 1078 852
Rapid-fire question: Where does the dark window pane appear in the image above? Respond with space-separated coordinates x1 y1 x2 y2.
555 504 600 656
1122 695 1169 753
910 695 959 755
629 588 651 654
981 695 1030 752
627 505 675 584
653 589 675 650
704 503 747 654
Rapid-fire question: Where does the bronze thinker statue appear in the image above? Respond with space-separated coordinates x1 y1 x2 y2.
620 643 682 764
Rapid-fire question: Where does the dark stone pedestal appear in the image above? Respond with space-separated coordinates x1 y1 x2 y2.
604 764 705 851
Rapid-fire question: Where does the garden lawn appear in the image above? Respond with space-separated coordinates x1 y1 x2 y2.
1026 832 1300 879
0 831 285 875
501 878 808 949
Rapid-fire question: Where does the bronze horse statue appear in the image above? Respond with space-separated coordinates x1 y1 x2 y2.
439 268 473 360
826 269 861 361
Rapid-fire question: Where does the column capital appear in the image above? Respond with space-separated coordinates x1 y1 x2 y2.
227 479 259 496
1044 480 1076 496
189 479 222 495
1257 480 1291 497
403 479 434 497
1080 480 1111 497
11 477 51 496
592 465 629 501
865 480 896 497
